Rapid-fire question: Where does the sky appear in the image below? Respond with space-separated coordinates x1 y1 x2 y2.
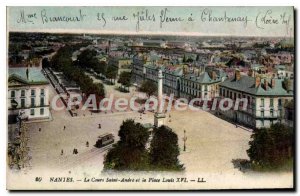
7 6 294 37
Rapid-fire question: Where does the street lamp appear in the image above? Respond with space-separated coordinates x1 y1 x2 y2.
183 130 187 151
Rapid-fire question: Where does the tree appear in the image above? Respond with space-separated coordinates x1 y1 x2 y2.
247 123 293 170
149 126 184 171
118 71 131 92
182 54 187 63
105 65 118 84
93 60 107 76
139 80 157 98
42 58 50 69
77 49 97 68
104 119 150 170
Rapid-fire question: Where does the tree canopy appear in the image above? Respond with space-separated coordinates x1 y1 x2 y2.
105 65 118 84
247 123 293 170
139 80 157 97
149 125 184 171
50 46 105 100
118 71 132 91
103 121 184 171
104 119 150 170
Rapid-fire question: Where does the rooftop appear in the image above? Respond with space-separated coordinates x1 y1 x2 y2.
8 67 49 85
220 75 293 97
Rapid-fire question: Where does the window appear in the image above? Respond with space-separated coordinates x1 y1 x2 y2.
21 90 25 97
31 98 35 107
21 99 25 108
40 97 44 106
11 91 15 98
278 99 282 107
31 89 35 96
204 85 207 91
270 109 274 117
41 89 45 96
30 109 35 116
261 110 264 117
40 108 44 115
261 98 264 107
270 98 274 107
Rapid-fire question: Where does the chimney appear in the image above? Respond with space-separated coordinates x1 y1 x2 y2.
26 68 29 80
264 79 268 90
212 71 217 80
235 69 241 81
271 78 276 88
248 69 253 77
284 79 292 92
255 76 260 88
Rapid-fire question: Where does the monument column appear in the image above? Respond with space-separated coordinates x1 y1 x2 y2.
154 69 166 127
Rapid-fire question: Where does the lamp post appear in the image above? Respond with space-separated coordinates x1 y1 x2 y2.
183 130 187 151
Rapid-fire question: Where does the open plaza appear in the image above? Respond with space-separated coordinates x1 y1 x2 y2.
7 79 293 189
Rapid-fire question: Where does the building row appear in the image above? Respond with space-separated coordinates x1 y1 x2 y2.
132 60 294 129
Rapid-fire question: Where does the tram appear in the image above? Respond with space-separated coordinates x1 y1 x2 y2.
95 133 114 148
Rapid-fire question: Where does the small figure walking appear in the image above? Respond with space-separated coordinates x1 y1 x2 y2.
98 124 101 129
86 141 89 147
73 148 75 154
61 149 64 155
63 125 66 130
39 127 41 132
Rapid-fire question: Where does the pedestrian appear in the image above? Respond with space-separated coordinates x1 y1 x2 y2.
63 125 66 130
98 124 101 129
39 128 41 132
73 148 75 154
86 141 89 147
61 149 63 155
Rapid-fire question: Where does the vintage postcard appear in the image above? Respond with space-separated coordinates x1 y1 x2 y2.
6 6 295 190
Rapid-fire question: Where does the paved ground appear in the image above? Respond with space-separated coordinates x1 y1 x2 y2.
7 80 293 189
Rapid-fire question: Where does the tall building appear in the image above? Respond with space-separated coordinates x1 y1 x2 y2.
8 68 50 123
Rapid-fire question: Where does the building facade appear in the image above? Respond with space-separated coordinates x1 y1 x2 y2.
219 70 293 128
8 68 51 123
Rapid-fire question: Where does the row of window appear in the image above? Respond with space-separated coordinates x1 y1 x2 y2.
19 97 45 108
11 89 45 98
182 80 209 90
30 108 45 116
259 109 283 117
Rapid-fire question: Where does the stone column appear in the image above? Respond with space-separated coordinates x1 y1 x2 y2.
154 69 166 127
